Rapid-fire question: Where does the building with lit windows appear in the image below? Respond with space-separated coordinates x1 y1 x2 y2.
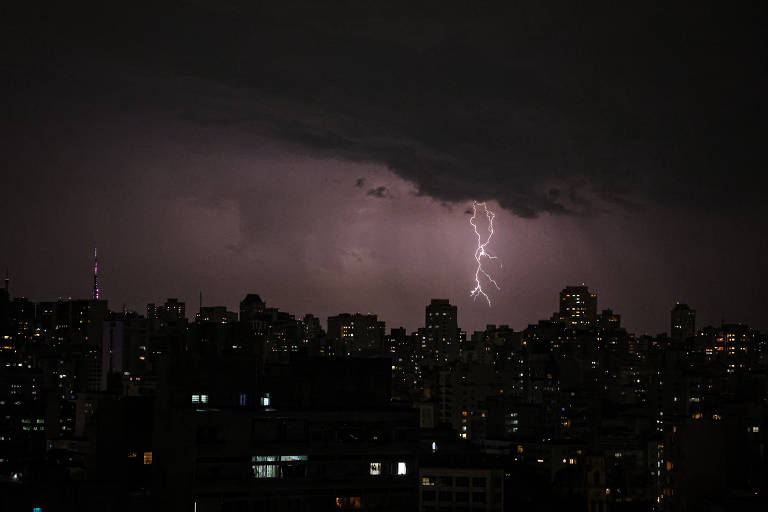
421 299 459 362
418 455 504 512
670 303 696 345
154 354 418 511
558 286 597 328
327 313 385 353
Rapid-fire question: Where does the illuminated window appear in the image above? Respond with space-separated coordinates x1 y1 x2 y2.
260 394 271 407
397 462 407 475
239 393 247 406
421 476 436 486
192 394 200 403
252 456 279 478
143 452 153 465
335 497 361 509
369 462 381 475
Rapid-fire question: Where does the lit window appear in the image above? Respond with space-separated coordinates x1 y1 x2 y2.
431 441 437 453
192 394 200 403
335 496 361 509
143 452 153 465
200 394 208 403
239 393 247 406
421 476 435 486
261 394 271 407
252 455 279 478
397 462 407 475
369 462 381 475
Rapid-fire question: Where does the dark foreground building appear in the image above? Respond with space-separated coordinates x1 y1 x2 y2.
154 356 419 511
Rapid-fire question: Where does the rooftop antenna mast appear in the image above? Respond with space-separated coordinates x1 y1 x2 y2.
92 248 99 300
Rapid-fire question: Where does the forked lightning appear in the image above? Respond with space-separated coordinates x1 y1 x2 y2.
469 201 500 306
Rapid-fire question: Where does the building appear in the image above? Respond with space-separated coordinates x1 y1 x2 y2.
558 286 597 328
239 293 266 324
197 306 238 324
154 355 418 511
147 298 186 329
671 303 695 345
418 455 504 512
422 299 459 361
327 313 385 353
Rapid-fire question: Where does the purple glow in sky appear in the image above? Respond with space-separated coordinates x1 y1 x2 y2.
1 1 766 335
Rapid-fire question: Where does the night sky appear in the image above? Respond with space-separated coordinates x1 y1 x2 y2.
1 1 766 334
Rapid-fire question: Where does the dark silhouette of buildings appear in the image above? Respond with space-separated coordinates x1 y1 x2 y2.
671 303 696 345
0 283 766 512
327 312 385 354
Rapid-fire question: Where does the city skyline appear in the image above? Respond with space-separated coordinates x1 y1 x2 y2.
2 2 767 510
2 2 766 339
0 259 748 337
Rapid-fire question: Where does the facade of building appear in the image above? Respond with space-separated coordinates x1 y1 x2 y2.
558 286 597 328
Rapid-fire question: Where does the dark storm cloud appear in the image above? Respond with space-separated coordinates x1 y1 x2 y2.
366 186 391 199
1 1 767 332
4 1 764 219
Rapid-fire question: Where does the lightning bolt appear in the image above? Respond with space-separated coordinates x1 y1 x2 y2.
469 201 500 306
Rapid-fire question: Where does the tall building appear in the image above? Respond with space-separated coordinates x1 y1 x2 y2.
197 306 238 324
421 299 459 361
101 319 125 390
327 313 385 353
161 298 185 321
146 298 186 329
0 269 8 334
301 314 324 344
240 293 266 324
671 303 696 344
558 285 597 328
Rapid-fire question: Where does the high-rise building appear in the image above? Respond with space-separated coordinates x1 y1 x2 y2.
327 313 385 353
558 286 597 328
421 299 459 361
162 298 185 321
671 303 696 344
240 294 266 324
301 314 324 344
147 299 186 329
198 306 238 324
